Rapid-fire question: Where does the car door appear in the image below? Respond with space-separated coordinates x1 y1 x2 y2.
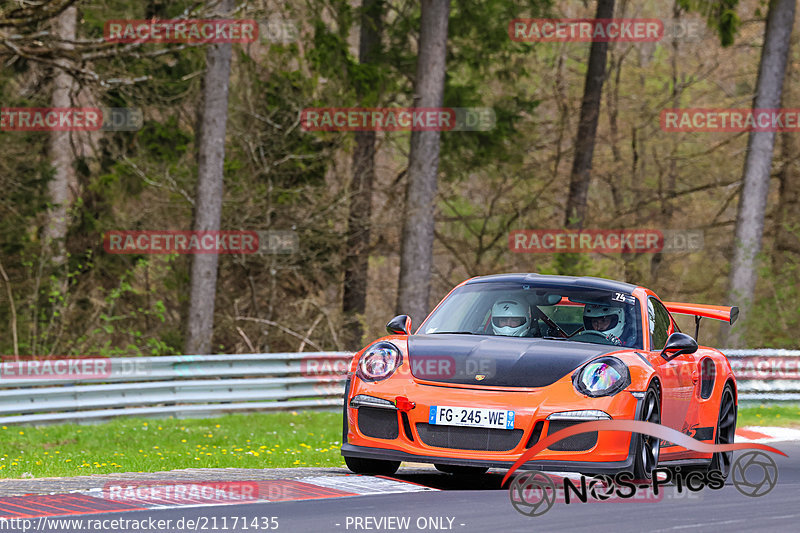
647 297 694 434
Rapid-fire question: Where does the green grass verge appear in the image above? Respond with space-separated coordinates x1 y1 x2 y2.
0 411 344 479
738 405 800 428
4 406 797 480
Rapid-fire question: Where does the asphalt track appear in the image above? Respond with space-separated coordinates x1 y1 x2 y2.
1 441 796 533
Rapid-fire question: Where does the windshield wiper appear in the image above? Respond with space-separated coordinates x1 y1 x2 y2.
541 336 568 340
429 331 476 335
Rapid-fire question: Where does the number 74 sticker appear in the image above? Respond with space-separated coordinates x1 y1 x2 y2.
612 292 635 305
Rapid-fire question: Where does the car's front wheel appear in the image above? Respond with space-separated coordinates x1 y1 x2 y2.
633 383 661 480
344 456 401 475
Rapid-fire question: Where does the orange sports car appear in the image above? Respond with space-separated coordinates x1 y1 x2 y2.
341 274 739 480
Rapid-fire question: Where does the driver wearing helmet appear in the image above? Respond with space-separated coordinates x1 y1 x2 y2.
583 303 626 346
491 299 532 337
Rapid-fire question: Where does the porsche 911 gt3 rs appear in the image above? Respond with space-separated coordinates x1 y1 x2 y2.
341 274 738 480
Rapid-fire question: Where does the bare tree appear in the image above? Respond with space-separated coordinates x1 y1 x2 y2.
774 27 800 271
396 0 450 327
184 0 235 355
725 0 796 347
43 5 78 268
343 0 384 349
563 0 615 229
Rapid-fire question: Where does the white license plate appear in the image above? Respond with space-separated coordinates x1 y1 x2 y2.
428 406 514 430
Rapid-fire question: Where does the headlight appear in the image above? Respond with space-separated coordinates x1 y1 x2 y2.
573 357 630 397
356 342 402 382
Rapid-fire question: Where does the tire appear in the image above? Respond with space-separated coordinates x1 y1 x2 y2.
708 384 737 480
633 383 661 480
344 456 400 475
434 464 489 477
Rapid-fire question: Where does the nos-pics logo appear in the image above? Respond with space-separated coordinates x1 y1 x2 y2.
504 420 783 516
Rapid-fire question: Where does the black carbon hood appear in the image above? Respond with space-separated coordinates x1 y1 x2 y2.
407 334 620 388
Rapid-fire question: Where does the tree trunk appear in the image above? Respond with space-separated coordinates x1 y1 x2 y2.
773 28 800 271
44 6 78 268
342 0 384 350
563 0 615 229
724 0 796 348
650 0 682 283
396 0 450 327
184 0 234 355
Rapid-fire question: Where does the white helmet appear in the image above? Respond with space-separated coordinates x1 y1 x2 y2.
491 299 531 337
583 303 625 340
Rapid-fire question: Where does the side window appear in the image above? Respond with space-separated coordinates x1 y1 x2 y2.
648 298 671 351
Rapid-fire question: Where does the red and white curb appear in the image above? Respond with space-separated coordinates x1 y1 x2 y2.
735 426 800 443
0 476 436 519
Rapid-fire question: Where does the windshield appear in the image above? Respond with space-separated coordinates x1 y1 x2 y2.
420 281 643 348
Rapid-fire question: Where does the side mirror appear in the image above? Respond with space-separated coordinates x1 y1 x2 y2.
660 332 698 361
386 315 412 335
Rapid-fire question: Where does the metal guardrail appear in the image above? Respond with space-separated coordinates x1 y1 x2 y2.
0 349 796 425
724 349 800 403
0 353 352 425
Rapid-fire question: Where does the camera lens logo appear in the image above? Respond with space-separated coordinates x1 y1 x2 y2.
509 472 556 516
732 451 778 497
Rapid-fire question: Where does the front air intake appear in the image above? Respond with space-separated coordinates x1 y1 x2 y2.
415 423 523 451
357 407 399 440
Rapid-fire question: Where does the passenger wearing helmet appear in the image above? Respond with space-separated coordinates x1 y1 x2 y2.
491 299 532 337
583 303 625 346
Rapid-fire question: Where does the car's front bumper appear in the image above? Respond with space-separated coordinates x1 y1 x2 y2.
340 442 638 474
342 375 644 472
